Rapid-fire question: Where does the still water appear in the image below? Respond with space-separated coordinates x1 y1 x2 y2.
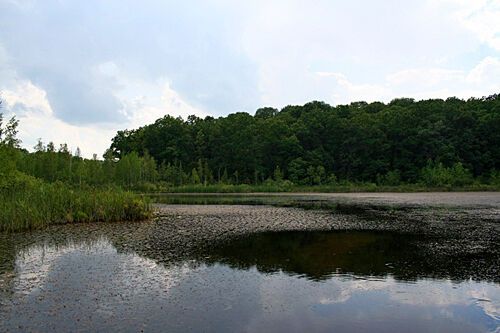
0 222 498 332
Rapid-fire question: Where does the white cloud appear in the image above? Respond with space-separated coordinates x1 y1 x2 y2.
99 62 209 126
316 72 393 104
1 0 500 154
253 272 500 330
1 74 207 157
124 82 209 128
387 69 464 87
313 56 500 105
431 0 500 51
2 81 52 116
467 56 500 84
234 0 498 108
2 82 116 156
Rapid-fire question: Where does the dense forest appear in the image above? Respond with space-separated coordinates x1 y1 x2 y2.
107 95 500 188
2 95 500 193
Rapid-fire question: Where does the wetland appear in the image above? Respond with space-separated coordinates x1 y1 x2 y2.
0 192 499 332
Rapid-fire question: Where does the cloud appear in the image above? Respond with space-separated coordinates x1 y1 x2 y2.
234 0 495 108
94 61 209 125
1 0 500 155
1 81 116 156
1 76 206 157
313 56 500 105
467 56 500 84
430 0 500 52
123 81 210 128
2 81 51 117
0 0 259 125
315 72 393 104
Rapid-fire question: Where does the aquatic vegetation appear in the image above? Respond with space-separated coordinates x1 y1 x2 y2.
0 173 151 232
0 111 151 232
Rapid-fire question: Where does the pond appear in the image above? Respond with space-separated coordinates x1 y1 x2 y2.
1 193 499 332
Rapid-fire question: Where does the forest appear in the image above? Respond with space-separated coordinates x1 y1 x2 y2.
107 95 500 189
2 94 500 194
1 94 500 230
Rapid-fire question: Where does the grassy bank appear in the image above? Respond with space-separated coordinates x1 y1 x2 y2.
144 182 500 194
0 173 151 232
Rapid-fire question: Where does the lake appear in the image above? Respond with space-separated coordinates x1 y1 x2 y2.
1 193 499 332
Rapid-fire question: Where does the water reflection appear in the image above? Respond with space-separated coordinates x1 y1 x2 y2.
205 231 421 281
0 225 498 332
203 231 498 283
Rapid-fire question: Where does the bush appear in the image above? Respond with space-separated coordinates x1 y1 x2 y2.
489 170 500 186
420 161 473 187
377 170 401 186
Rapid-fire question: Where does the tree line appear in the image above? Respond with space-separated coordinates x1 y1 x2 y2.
2 94 500 190
0 97 157 188
108 95 500 187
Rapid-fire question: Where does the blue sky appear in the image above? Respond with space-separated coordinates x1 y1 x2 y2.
1 0 500 156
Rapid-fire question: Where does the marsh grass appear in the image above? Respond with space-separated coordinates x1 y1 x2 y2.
153 182 500 194
0 173 151 232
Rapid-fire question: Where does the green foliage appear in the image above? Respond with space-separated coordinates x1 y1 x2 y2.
0 114 21 176
307 165 326 185
490 170 500 186
191 168 201 184
273 165 283 182
377 170 401 186
420 161 473 187
162 182 497 194
0 177 151 232
0 111 151 232
221 168 229 184
0 92 499 225
108 94 500 186
288 158 308 184
325 173 338 185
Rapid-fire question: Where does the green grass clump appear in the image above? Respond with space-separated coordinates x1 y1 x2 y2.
153 181 500 194
0 172 151 232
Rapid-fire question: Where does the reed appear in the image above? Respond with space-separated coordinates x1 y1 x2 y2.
0 173 151 232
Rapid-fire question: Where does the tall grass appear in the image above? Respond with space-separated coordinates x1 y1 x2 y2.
156 182 500 194
0 172 151 232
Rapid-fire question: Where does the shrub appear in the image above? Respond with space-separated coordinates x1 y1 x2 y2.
420 161 473 187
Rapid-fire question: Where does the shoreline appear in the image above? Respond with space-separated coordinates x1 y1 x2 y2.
148 191 500 208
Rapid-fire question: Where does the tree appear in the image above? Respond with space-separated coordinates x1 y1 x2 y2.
34 139 45 153
103 94 499 186
273 165 283 182
0 112 21 175
2 116 21 148
255 107 278 119
75 147 82 158
191 168 201 184
141 151 158 183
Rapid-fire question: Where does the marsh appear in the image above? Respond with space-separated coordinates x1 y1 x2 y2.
0 193 499 332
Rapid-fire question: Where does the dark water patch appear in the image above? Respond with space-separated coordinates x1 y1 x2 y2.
205 231 417 281
202 230 500 283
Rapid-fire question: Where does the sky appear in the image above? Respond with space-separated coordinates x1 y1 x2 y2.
1 0 500 157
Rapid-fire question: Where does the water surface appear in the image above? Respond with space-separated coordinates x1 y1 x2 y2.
1 195 499 332
1 229 498 332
